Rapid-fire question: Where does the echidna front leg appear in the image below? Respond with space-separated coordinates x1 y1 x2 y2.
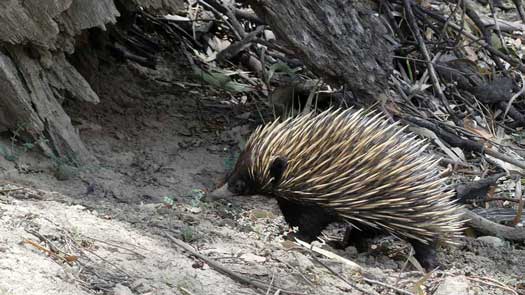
276 198 338 243
409 239 440 271
327 225 375 252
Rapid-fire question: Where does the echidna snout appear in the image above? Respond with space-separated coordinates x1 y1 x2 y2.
212 108 465 271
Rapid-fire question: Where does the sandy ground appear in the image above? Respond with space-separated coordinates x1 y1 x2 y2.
0 51 524 295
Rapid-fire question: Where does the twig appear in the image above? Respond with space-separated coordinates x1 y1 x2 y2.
404 116 525 171
416 5 525 72
0 188 24 194
403 0 450 113
266 271 275 295
308 252 379 295
165 233 304 295
485 197 521 203
179 286 196 295
24 239 69 263
484 148 525 171
216 25 265 62
512 176 523 225
85 236 147 258
503 72 525 120
293 238 361 272
362 277 416 295
235 8 265 25
467 276 519 295
199 0 246 39
488 0 508 53
512 0 525 23
288 253 315 287
462 0 506 71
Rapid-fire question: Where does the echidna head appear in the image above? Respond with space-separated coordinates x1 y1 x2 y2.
208 147 288 200
226 149 256 195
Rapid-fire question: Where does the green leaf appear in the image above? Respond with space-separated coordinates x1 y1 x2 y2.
267 62 299 82
193 68 253 93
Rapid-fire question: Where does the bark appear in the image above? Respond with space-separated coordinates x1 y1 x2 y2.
247 0 395 103
0 0 183 164
132 0 185 13
0 0 120 163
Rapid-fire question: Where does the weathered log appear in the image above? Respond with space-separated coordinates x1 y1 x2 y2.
0 0 123 164
2 47 97 163
247 0 395 103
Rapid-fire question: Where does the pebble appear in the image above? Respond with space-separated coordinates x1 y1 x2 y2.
130 278 152 293
434 276 469 295
113 284 133 295
240 253 266 263
290 252 315 271
477 236 506 248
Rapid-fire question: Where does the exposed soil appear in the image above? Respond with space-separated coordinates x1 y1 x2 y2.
0 48 524 295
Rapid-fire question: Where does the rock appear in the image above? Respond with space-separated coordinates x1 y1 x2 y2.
130 278 152 293
189 206 202 214
155 207 172 215
289 252 315 271
434 276 469 295
362 267 386 281
113 283 133 295
477 236 506 248
114 131 126 140
54 164 78 181
344 246 358 256
240 253 266 263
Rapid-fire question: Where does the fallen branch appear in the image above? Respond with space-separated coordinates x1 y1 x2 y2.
199 0 245 40
166 233 305 295
216 25 265 62
479 15 525 32
404 116 525 171
462 209 525 241
455 173 506 203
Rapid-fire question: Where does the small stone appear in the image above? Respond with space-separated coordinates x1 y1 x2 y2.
249 209 274 220
113 283 133 295
344 246 358 256
362 267 386 281
143 120 163 129
206 145 223 152
189 207 202 214
281 240 296 249
240 253 266 263
130 279 152 293
291 252 315 271
114 131 126 140
477 236 506 248
54 164 78 181
218 219 236 227
156 207 172 215
434 276 469 295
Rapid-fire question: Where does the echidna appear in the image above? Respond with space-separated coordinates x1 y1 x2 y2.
209 108 465 270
